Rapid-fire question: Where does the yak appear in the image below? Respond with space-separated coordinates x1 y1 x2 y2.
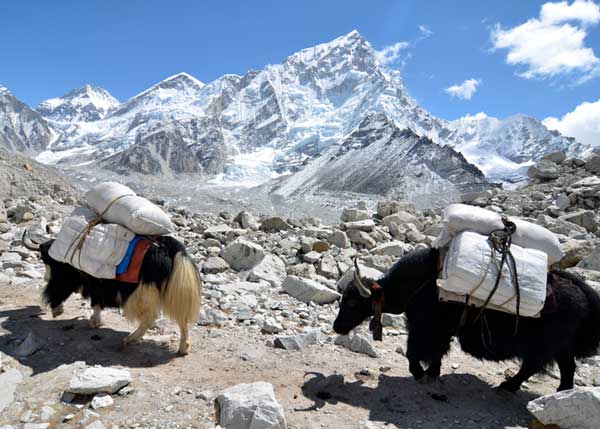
334 248 600 392
22 230 202 355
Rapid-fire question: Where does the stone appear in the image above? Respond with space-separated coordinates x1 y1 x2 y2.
303 251 322 263
317 255 338 279
274 329 321 350
91 393 114 409
560 210 599 232
334 334 380 358
235 211 259 230
216 382 287 429
527 387 600 429
262 317 284 334
382 211 423 231
578 245 600 271
328 230 350 249
15 332 41 357
372 241 407 257
381 313 405 328
377 200 415 217
204 224 233 236
282 276 341 304
0 369 22 414
39 406 55 421
84 422 105 429
14 205 34 223
198 308 228 326
528 160 560 180
585 154 600 174
343 219 375 232
347 230 376 248
222 239 266 271
261 216 292 232
202 257 230 274
543 151 567 164
340 208 370 222
67 366 131 394
337 264 384 292
248 255 286 287
312 240 330 253
0 206 6 223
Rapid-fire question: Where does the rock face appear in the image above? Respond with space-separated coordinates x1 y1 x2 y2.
216 382 287 429
67 367 131 394
282 276 341 304
528 160 560 180
527 387 600 429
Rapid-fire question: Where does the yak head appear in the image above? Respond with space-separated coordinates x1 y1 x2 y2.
22 230 81 317
333 258 378 335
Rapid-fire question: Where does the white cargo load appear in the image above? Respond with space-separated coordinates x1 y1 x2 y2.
85 182 174 236
49 207 135 279
438 231 548 317
433 204 564 264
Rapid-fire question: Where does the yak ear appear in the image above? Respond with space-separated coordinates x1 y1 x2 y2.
353 257 372 298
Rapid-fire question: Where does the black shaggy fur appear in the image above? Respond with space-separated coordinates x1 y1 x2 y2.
334 248 600 392
40 236 186 312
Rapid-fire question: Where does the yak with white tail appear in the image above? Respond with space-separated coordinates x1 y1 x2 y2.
23 230 202 355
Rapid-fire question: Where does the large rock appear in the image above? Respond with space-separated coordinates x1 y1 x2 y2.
222 239 266 271
578 245 600 271
274 329 321 350
340 208 370 222
543 151 567 164
337 264 383 292
235 211 259 230
67 367 131 394
560 210 599 233
527 387 600 429
216 382 287 429
328 230 351 249
372 241 407 257
528 160 560 180
585 154 600 174
0 369 22 414
560 240 595 269
260 217 292 232
15 332 42 357
202 257 230 274
382 212 423 231
334 333 380 358
342 219 375 232
346 230 376 248
248 255 286 287
377 200 415 218
282 276 341 304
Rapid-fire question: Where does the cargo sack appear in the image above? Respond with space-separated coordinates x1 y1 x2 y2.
48 207 135 279
432 204 564 264
437 231 548 318
85 182 174 236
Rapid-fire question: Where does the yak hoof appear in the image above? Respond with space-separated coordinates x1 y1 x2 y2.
89 318 102 328
51 305 64 318
177 342 190 356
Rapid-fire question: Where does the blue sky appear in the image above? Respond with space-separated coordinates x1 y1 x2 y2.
1 0 599 132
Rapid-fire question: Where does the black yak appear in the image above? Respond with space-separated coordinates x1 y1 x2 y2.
23 231 202 355
333 248 600 392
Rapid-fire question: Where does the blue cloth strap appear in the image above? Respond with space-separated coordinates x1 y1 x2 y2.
116 236 142 275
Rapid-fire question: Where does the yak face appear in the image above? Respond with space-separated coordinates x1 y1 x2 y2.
40 240 82 315
333 280 374 335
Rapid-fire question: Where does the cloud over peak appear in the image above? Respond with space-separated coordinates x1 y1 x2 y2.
445 78 481 100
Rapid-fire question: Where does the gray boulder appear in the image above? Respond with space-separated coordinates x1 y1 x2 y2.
585 154 600 174
527 387 600 429
216 382 287 429
274 329 321 350
67 367 131 394
340 208 370 222
222 239 265 271
334 333 380 358
543 151 567 164
248 255 286 287
528 160 560 180
328 230 351 249
202 257 230 274
346 230 376 248
577 245 600 271
282 276 341 304
372 241 407 257
560 210 599 233
260 217 292 232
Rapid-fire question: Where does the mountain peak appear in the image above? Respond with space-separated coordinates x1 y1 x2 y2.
161 72 204 88
37 84 119 122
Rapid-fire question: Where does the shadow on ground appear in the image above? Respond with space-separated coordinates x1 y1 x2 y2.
0 306 177 374
298 371 539 429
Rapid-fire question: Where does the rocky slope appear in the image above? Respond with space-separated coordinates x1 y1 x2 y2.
0 86 58 155
0 151 599 428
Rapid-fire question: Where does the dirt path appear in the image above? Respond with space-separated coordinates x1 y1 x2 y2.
0 280 562 429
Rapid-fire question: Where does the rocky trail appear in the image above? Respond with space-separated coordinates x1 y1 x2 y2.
1 151 600 429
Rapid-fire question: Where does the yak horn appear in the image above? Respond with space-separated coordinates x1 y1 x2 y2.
353 257 371 298
21 230 41 251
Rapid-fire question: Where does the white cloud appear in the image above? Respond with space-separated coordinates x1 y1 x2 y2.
445 78 481 100
543 98 600 146
375 41 410 65
491 0 600 82
418 25 433 39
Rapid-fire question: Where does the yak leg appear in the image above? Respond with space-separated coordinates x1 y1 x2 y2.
122 283 160 347
555 352 576 392
177 322 190 355
406 338 425 380
499 358 544 392
123 318 154 346
89 305 102 328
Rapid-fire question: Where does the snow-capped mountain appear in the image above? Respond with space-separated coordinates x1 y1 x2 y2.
0 30 589 197
0 85 58 154
272 113 488 203
37 85 120 122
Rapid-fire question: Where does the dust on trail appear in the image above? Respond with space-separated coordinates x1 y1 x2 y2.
0 279 552 429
